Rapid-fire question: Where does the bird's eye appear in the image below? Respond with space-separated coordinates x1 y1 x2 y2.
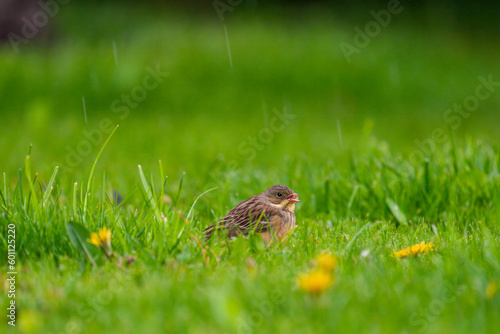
277 192 282 198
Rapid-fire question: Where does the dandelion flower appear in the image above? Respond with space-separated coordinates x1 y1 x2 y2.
315 252 338 273
88 227 112 257
393 241 435 259
297 270 334 296
486 281 499 299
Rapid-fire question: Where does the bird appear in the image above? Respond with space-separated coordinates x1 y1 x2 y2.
203 185 300 245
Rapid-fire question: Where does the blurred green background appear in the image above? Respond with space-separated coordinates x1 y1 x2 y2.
1 0 499 186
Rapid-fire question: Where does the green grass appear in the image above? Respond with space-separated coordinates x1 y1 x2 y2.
1 3 500 334
2 138 500 334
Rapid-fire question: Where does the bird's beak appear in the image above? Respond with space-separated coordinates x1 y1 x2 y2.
287 193 300 203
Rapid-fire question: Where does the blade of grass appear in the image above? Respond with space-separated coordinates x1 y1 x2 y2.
159 160 166 212
174 172 185 208
386 198 408 226
347 184 359 216
73 182 78 217
3 172 7 204
66 221 97 267
25 155 41 218
42 166 59 207
186 187 218 222
138 165 161 221
343 222 371 255
83 125 119 220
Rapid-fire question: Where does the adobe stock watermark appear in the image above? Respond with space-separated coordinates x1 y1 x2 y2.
339 0 406 63
237 107 296 162
237 289 285 334
207 106 296 190
8 0 71 53
409 74 499 166
56 65 169 173
403 282 466 333
6 222 17 327
213 0 244 21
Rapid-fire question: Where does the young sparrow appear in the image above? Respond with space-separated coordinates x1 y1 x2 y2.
203 185 300 245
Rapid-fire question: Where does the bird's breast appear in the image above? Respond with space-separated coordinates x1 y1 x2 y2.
285 202 296 213
273 211 296 231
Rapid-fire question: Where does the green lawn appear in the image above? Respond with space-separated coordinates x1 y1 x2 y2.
1 3 500 334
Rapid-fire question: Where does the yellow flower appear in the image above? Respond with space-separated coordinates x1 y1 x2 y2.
393 241 435 259
486 281 499 299
297 270 334 296
88 227 112 257
315 252 338 273
88 226 111 247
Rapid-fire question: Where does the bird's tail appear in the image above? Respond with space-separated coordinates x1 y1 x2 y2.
203 225 213 241
203 222 240 241
203 223 221 241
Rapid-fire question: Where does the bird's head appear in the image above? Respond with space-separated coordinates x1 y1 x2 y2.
262 185 300 211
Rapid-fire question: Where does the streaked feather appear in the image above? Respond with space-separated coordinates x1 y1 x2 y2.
203 185 298 243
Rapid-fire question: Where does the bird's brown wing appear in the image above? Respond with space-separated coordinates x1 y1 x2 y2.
204 195 275 240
